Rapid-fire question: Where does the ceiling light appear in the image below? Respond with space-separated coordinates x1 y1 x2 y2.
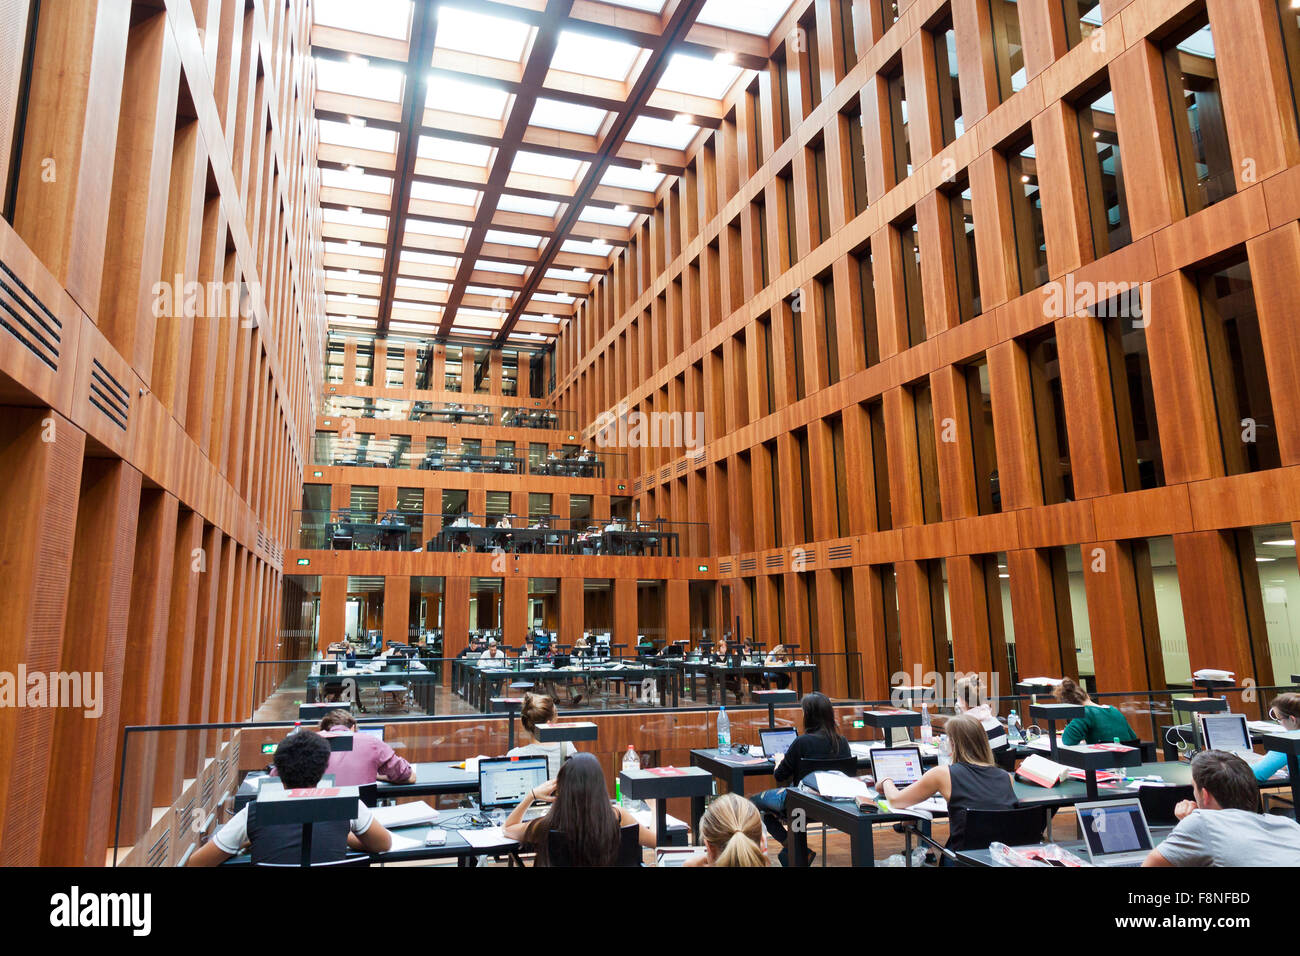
640 160 657 173
347 116 366 128
346 239 360 248
1257 557 1276 563
1020 174 1030 183
1092 131 1100 138
346 164 363 175
1263 539 1296 547
347 206 361 215
593 239 611 250
615 204 629 212
713 51 735 65
673 113 693 124
347 54 369 67
346 269 360 277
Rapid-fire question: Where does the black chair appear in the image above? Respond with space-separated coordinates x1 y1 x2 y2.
1121 738 1157 762
357 783 378 809
542 823 642 867
957 805 1049 852
1136 784 1193 828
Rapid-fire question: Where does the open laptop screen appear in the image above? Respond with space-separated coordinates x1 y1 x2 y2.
1077 800 1154 858
479 756 550 810
759 727 797 758
869 747 924 787
1200 713 1251 751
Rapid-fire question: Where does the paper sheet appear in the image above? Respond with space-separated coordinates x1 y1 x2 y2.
631 809 687 831
460 826 513 849
372 801 439 828
386 833 428 851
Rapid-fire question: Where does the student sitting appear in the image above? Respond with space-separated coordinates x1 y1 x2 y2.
685 793 769 867
189 730 392 866
763 643 792 690
932 674 1007 751
1143 750 1300 866
1054 677 1137 745
480 638 508 661
507 692 576 777
752 692 852 866
317 710 416 784
860 713 1017 856
503 753 656 866
1255 693 1300 781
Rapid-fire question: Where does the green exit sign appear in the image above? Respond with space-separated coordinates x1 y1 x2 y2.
853 719 864 729
313 470 323 477
297 558 310 566
697 564 709 572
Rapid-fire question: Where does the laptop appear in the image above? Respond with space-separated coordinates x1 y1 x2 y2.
1075 798 1155 867
478 756 551 823
758 727 798 760
357 726 384 742
869 746 925 789
1198 713 1265 765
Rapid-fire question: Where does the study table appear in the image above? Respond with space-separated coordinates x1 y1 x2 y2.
668 658 818 705
456 660 676 711
955 827 1175 866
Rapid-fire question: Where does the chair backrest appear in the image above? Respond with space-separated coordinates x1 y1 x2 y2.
1137 784 1193 828
543 823 641 867
797 755 860 784
959 806 1048 852
357 783 378 808
254 856 371 868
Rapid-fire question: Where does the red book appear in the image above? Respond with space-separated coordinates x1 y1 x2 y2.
287 787 341 797
647 766 686 777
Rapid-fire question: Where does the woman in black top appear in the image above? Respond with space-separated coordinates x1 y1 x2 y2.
751 692 852 866
859 713 1017 854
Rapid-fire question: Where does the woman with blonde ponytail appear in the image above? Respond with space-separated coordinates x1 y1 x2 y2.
686 793 770 867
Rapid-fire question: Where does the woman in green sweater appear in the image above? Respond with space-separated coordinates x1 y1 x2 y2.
1054 677 1137 745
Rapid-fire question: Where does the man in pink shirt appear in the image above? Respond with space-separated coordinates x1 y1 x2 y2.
316 710 417 785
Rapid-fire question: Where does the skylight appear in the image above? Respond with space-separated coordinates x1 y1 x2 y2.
434 6 533 62
409 180 480 205
323 207 389 229
316 58 405 102
321 168 393 194
497 194 561 217
314 0 412 40
418 135 493 166
551 30 643 82
529 98 609 135
696 0 795 35
579 205 636 227
626 114 698 150
601 164 664 191
319 120 397 153
599 0 667 10
426 74 511 120
486 229 542 248
658 52 746 99
512 151 585 180
405 218 468 240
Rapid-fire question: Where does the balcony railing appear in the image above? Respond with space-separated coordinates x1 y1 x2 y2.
312 433 626 478
320 394 577 431
292 510 707 557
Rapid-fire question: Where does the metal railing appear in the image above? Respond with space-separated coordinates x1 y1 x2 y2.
320 394 577 431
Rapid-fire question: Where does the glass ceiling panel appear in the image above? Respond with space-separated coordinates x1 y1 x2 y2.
409 180 480 205
434 6 533 62
697 0 796 35
658 52 746 98
579 204 636 226
551 30 643 81
418 135 494 166
497 193 561 216
323 207 389 229
600 0 667 10
485 229 542 248
405 219 469 240
511 151 585 179
600 164 664 190
321 168 393 194
314 0 412 39
427 74 511 120
626 114 698 149
529 97 608 135
319 120 398 153
316 59 406 102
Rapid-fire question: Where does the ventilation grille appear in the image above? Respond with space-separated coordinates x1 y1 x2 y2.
828 544 853 562
739 557 756 572
0 259 61 370
632 479 642 493
765 553 784 570
89 359 129 430
200 772 215 808
659 466 671 481
719 560 732 573
147 828 170 868
675 460 687 474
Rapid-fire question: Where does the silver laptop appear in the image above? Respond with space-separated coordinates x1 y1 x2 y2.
758 727 797 759
1075 799 1155 867
478 755 550 823
869 746 925 789
1199 712 1265 765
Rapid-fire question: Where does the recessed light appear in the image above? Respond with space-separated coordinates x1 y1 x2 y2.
615 204 629 212
1263 539 1296 547
347 116 366 128
346 239 360 248
347 54 369 67
1256 557 1276 563
346 164 363 175
1020 174 1030 183
640 160 657 173
347 206 361 215
713 51 735 65
674 113 693 124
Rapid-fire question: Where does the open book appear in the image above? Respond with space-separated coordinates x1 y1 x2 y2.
876 795 947 820
806 772 870 800
372 800 440 829
1016 753 1069 788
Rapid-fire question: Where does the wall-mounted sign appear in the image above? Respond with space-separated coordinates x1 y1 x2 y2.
697 565 709 572
296 558 310 566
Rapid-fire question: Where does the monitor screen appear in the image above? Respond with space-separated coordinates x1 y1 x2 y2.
1077 801 1153 857
870 747 924 787
479 757 550 810
759 728 798 758
1201 713 1251 751
357 726 384 741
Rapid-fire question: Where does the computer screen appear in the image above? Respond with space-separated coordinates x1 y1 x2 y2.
759 727 798 758
1077 801 1153 857
479 757 550 810
318 661 338 676
1200 713 1251 751
870 747 924 787
357 726 384 741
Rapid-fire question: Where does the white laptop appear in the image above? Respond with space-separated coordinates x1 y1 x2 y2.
1075 799 1155 867
1198 712 1265 766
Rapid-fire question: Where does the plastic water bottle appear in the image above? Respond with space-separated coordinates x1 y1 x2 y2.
938 734 951 766
1007 710 1024 745
920 703 933 745
717 706 732 755
623 744 640 773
